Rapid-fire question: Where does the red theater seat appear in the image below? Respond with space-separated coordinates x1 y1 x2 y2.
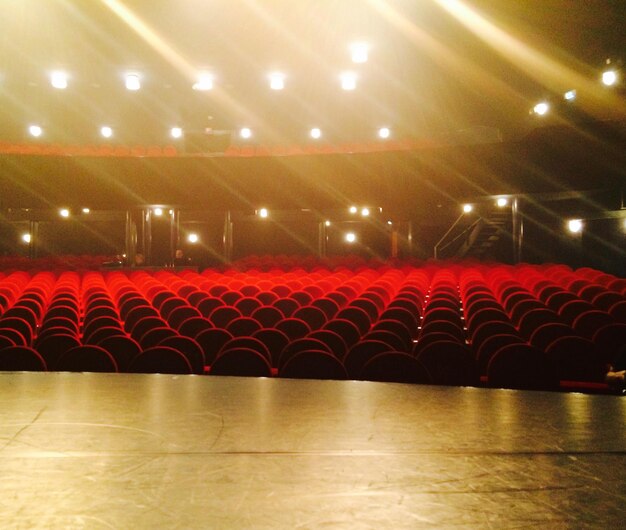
129 346 193 374
487 343 558 391
279 350 347 380
56 345 118 373
0 346 47 371
210 348 272 377
360 352 431 385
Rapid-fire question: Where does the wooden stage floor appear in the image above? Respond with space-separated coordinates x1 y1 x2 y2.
1 373 625 528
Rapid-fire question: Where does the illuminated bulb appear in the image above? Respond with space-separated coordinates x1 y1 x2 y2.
350 42 369 64
59 208 70 218
564 89 576 101
192 73 213 91
153 208 163 216
100 126 113 138
21 233 31 244
602 70 618 86
345 232 357 243
387 220 393 225
533 102 550 116
269 72 285 90
50 71 68 89
361 208 370 217
349 206 358 214
496 198 508 208
240 127 252 139
310 128 322 139
28 125 43 138
340 72 357 91
170 127 183 139
568 219 583 233
462 204 473 214
82 207 90 214
258 208 269 218
378 127 390 139
125 73 141 91
325 220 331 227
187 233 199 244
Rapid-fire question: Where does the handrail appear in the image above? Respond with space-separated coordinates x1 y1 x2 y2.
434 215 482 259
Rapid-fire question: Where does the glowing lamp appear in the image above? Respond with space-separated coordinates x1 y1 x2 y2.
345 232 357 243
50 71 68 89
269 72 285 90
340 72 357 91
240 127 252 139
602 70 618 86
21 233 31 244
310 128 322 139
533 102 550 116
568 219 583 233
125 73 141 91
170 127 183 139
187 233 199 244
100 126 113 138
462 204 473 214
28 125 43 138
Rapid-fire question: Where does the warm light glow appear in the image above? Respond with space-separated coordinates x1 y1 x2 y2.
125 73 141 90
59 208 70 218
50 71 68 89
564 89 577 101
153 207 163 216
82 207 90 214
361 208 370 217
349 206 358 214
187 233 199 244
462 204 473 213
192 72 213 91
21 233 31 244
310 128 322 139
170 127 183 139
101 126 113 138
28 125 43 138
350 42 369 63
340 71 357 91
602 69 618 86
258 208 269 218
568 219 583 233
496 197 508 207
325 220 331 227
378 127 391 139
269 72 286 90
240 127 252 139
533 102 550 116
345 232 357 243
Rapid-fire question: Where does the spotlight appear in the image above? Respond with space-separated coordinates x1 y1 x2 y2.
170 127 183 139
340 72 357 91
125 73 141 91
310 128 322 139
350 42 369 64
21 233 31 244
349 206 358 214
602 70 618 86
564 89 577 101
533 102 550 116
325 220 331 227
462 204 473 213
192 72 213 91
50 71 68 89
240 127 252 139
187 233 199 244
153 208 163 216
345 232 357 243
361 207 370 217
59 208 70 218
100 126 113 138
28 125 43 138
378 127 391 139
258 208 269 218
269 72 286 90
81 207 90 214
568 219 583 233
496 197 508 208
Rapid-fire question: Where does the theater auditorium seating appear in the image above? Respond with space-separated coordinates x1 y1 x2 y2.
0 259 624 393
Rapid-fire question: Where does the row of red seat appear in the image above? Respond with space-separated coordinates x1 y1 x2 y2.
0 262 624 391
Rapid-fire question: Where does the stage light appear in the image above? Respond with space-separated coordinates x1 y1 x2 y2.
310 128 322 139
125 73 141 91
568 219 583 233
170 127 183 139
533 101 550 116
387 220 393 225
240 127 252 139
462 204 473 213
81 207 90 214
340 72 357 91
21 233 31 244
153 207 163 216
59 208 70 218
269 72 285 90
187 233 199 244
345 232 357 243
361 207 370 217
28 125 43 138
325 220 331 226
378 127 390 139
496 197 508 207
564 89 577 101
350 42 369 63
349 206 358 214
50 71 68 89
100 126 113 138
192 72 213 91
602 70 618 86
258 208 269 218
